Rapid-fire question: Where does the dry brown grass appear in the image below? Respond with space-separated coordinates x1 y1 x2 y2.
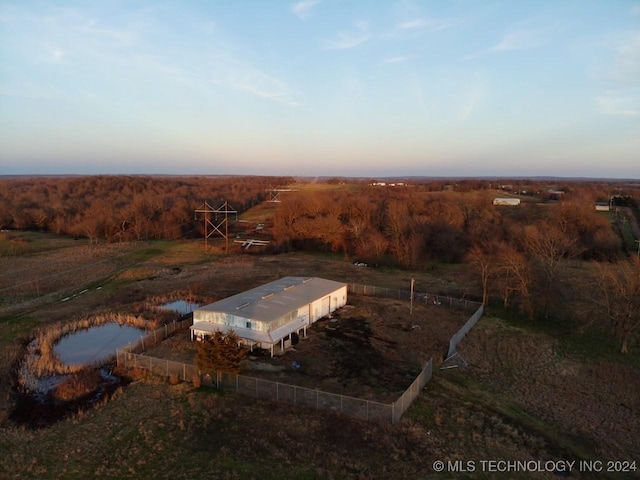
51 369 102 402
457 317 640 460
2 237 638 479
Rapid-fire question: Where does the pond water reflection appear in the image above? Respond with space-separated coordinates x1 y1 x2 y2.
160 300 199 315
54 323 146 366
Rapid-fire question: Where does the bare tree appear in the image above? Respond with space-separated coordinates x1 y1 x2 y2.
594 258 640 354
497 245 534 320
524 222 581 318
467 243 496 306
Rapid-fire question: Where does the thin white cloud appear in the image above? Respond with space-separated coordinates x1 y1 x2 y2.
595 92 640 117
291 0 320 20
323 21 371 50
609 31 640 85
48 47 65 63
465 27 548 60
490 28 546 52
382 16 453 40
2 5 302 109
221 54 301 108
398 18 451 32
458 74 488 121
233 84 300 107
631 5 640 16
383 56 410 64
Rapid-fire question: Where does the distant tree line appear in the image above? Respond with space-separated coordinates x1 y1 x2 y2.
270 181 640 352
0 175 292 242
271 182 629 265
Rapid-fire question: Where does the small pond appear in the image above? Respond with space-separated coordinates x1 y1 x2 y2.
160 300 199 315
54 323 146 366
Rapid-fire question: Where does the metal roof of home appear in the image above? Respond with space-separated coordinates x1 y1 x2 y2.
195 276 346 324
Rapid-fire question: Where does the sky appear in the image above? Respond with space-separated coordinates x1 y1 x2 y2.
0 1 639 178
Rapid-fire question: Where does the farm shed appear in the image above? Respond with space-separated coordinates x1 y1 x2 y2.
492 197 521 206
191 276 347 356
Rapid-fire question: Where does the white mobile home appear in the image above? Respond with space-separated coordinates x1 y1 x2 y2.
191 277 347 356
492 197 521 206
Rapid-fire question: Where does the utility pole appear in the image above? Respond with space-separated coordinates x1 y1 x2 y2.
410 278 415 315
194 201 237 254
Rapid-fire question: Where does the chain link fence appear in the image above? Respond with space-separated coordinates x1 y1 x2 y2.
116 351 198 381
392 360 433 423
117 318 192 355
115 281 482 424
447 303 484 358
213 372 397 423
348 283 481 312
117 345 432 424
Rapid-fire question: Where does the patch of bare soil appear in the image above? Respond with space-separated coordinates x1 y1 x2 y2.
258 296 466 402
145 295 468 403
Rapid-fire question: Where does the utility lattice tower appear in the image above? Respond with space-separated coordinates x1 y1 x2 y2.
194 201 238 253
266 187 297 203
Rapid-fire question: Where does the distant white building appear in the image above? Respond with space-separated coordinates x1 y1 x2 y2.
191 277 347 356
594 202 610 211
493 198 521 206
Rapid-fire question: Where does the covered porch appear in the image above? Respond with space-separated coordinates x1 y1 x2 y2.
190 317 308 357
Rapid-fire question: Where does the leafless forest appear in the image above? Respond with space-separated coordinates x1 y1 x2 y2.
1 175 639 354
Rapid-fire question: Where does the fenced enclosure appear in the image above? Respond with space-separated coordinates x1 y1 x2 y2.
348 283 482 312
116 281 482 424
117 341 432 424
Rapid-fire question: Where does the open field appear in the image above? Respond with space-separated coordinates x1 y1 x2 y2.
0 233 638 479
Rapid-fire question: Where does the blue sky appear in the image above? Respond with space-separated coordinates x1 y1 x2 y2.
1 1 639 178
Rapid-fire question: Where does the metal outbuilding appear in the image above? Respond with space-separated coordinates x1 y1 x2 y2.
492 197 521 206
191 276 347 356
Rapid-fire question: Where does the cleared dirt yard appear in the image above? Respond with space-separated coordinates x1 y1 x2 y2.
145 294 469 403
